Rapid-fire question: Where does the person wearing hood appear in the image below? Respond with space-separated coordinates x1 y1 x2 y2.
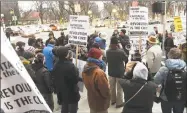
43 39 55 72
146 36 162 77
164 32 175 59
82 48 110 113
32 53 54 111
154 48 186 113
45 31 57 46
16 41 26 57
119 62 157 113
52 46 81 113
106 36 128 108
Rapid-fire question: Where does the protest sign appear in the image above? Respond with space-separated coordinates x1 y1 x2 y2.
129 7 148 36
68 15 89 46
174 16 183 32
1 29 52 113
129 6 148 54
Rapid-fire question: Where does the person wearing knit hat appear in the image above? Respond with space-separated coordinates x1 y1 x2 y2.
146 35 162 76
32 53 54 111
82 48 110 113
106 36 128 108
87 48 106 71
119 62 157 113
52 46 82 113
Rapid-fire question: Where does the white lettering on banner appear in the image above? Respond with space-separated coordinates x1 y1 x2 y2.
1 29 51 113
68 15 89 46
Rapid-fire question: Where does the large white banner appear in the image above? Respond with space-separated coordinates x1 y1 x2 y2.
68 15 89 46
129 7 149 54
1 29 52 113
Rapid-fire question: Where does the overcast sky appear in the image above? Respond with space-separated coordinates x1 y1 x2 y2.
18 1 104 11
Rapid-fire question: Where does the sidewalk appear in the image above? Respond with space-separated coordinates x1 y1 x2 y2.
53 86 187 113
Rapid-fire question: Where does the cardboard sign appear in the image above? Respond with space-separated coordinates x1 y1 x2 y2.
174 16 183 32
129 7 148 36
0 29 52 113
68 15 89 46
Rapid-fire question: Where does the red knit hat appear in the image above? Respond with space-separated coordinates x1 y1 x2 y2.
88 48 102 59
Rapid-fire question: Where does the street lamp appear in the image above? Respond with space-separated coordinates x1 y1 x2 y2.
88 10 93 26
112 9 117 13
88 10 92 15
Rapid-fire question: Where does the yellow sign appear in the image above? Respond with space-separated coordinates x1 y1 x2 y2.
174 16 183 32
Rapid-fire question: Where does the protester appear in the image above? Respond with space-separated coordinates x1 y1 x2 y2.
154 26 158 35
43 39 55 72
52 46 81 113
87 32 98 51
119 62 157 113
32 53 54 111
146 36 162 77
82 48 110 113
16 41 26 57
34 38 44 49
56 32 65 46
119 29 130 57
179 41 187 63
154 48 186 113
45 31 57 46
106 37 128 108
164 32 175 59
19 56 36 82
5 30 11 41
112 29 119 37
25 37 36 53
94 35 106 50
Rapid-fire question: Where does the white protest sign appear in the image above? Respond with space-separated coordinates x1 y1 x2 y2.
68 15 89 46
129 6 148 54
0 29 52 113
129 7 148 36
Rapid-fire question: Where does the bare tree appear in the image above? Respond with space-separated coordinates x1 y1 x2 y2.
34 1 46 24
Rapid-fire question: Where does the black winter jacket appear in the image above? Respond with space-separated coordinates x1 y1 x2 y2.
119 35 130 56
119 78 157 113
52 59 80 104
164 37 174 52
32 63 53 94
106 47 128 78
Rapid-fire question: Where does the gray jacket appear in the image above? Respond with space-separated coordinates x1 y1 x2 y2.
154 59 186 101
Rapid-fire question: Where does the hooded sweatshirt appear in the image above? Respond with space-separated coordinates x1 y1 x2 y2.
154 59 186 101
82 63 110 112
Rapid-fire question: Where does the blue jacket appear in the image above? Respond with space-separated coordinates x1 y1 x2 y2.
94 37 106 50
43 44 54 71
154 59 186 101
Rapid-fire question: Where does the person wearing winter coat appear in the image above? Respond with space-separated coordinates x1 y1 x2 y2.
154 48 186 113
82 48 110 113
145 36 162 77
43 39 55 72
119 62 157 113
119 29 130 57
106 36 128 108
16 41 26 57
52 46 81 113
24 37 36 53
164 32 175 59
19 56 36 83
45 31 58 46
56 32 65 46
32 53 54 111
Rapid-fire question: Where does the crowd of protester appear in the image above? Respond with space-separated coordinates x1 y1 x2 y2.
8 28 187 113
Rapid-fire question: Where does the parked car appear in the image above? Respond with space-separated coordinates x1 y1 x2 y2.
49 24 58 31
95 21 105 27
117 21 129 28
40 25 52 32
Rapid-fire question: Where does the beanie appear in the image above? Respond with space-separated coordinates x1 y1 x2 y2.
56 46 69 59
88 48 102 59
110 37 118 45
121 29 126 34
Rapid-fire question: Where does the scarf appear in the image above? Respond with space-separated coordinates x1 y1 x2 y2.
87 57 106 72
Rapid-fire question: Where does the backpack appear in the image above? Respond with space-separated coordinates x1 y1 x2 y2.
164 69 187 101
